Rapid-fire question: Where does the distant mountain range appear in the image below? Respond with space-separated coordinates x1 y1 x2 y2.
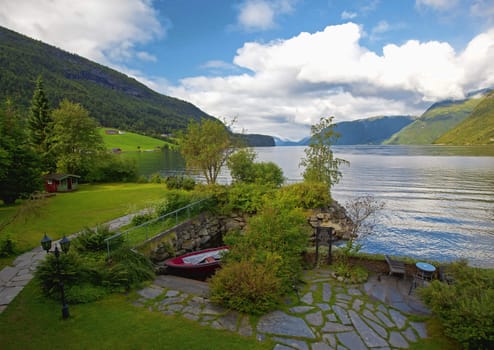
1 25 492 147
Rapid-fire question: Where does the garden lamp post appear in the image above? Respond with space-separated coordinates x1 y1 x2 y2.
40 234 71 319
327 226 335 265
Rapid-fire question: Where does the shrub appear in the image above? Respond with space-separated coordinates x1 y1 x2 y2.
224 183 274 214
419 261 494 349
131 212 155 226
149 173 163 183
74 225 123 252
35 251 93 300
274 182 331 209
106 248 155 291
217 204 310 312
154 190 194 216
165 175 196 190
0 235 16 257
209 259 282 314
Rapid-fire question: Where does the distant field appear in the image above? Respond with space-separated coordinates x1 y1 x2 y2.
99 128 174 151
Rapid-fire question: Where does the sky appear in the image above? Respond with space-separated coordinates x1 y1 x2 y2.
1 0 494 140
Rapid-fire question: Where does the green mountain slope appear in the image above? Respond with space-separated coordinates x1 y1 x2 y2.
385 97 483 144
435 91 494 145
0 26 216 137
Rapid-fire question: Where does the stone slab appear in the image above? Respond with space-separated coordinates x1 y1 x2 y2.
389 331 409 348
272 336 309 350
0 286 23 305
349 310 388 348
257 311 316 339
0 266 17 283
154 275 209 296
337 331 368 350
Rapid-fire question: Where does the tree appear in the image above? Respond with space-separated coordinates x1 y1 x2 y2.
50 99 105 176
0 99 42 205
28 77 52 146
178 119 237 185
227 148 284 187
299 116 349 188
345 195 385 240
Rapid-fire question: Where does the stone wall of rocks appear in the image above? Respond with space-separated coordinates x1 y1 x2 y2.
139 212 247 263
140 199 355 263
307 200 355 243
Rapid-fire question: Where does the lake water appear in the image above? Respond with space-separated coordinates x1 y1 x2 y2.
126 145 494 267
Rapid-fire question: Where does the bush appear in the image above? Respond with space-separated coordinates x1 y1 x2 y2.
274 182 331 209
165 175 196 190
86 154 138 183
149 173 163 183
106 248 155 291
211 205 309 314
209 259 282 314
224 183 274 214
419 261 494 349
74 225 123 252
0 235 16 257
131 212 155 226
154 190 194 216
35 251 93 300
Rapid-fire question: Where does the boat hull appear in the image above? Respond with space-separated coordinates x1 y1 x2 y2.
164 246 228 280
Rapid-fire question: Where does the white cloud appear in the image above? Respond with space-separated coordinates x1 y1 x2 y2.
470 0 494 21
341 11 358 20
236 0 297 32
416 0 459 11
167 23 494 139
0 0 164 65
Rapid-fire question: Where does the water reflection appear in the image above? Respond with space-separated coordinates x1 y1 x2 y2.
126 145 494 267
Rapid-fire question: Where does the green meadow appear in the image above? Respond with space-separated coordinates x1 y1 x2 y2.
99 128 175 151
0 183 168 268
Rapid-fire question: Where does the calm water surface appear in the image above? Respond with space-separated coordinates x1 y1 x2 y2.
255 145 494 267
127 145 494 267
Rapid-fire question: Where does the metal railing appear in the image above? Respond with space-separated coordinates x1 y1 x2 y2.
104 198 211 258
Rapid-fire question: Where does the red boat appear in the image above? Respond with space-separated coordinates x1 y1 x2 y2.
164 246 229 280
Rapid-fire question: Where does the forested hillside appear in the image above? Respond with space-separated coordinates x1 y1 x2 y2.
435 91 494 145
332 115 416 145
0 26 216 137
385 97 483 144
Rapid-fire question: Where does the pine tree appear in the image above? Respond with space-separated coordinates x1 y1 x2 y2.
28 75 55 172
0 99 42 205
28 75 52 150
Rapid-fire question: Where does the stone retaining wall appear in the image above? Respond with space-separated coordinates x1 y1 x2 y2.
137 212 246 263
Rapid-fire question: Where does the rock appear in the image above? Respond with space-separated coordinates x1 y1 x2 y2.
348 310 388 348
337 331 368 350
257 311 316 339
389 331 409 348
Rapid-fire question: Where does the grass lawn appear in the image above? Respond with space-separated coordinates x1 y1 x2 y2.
99 128 174 151
0 183 169 268
0 282 272 350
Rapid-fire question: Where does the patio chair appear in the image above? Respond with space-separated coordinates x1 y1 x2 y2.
408 268 434 294
385 255 406 279
438 265 455 285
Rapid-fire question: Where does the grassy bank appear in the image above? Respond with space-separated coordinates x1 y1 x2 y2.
0 282 271 350
0 183 168 268
99 128 174 151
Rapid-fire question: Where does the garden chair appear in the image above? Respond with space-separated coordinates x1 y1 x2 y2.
385 254 406 279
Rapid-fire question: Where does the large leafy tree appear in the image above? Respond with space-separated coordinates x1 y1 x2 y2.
0 99 42 205
50 99 105 176
299 116 349 189
178 119 237 185
228 148 284 187
28 75 55 172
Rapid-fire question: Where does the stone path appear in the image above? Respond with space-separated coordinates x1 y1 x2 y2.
134 271 429 350
0 210 146 314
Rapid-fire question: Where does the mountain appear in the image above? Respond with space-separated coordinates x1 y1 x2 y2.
434 90 494 145
0 26 216 137
239 134 275 147
384 95 485 145
293 115 415 146
332 115 416 145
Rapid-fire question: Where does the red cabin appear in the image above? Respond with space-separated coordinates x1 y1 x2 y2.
44 174 80 193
